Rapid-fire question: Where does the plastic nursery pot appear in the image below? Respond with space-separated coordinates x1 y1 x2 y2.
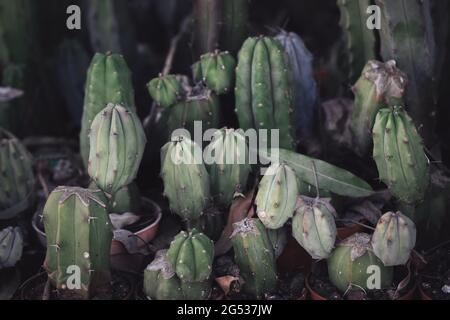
17 271 135 300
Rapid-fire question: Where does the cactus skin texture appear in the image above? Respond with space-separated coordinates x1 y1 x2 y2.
147 74 183 109
0 128 35 219
292 197 337 260
372 106 430 204
371 211 416 267
0 64 25 134
88 103 146 196
235 36 296 150
43 187 113 300
336 0 376 83
0 226 23 269
80 52 136 168
204 128 251 207
89 181 141 214
375 0 437 145
198 50 236 95
267 226 287 259
231 218 277 298
166 229 214 283
160 136 210 223
144 250 211 300
255 163 298 229
328 233 394 293
275 30 318 137
351 60 408 156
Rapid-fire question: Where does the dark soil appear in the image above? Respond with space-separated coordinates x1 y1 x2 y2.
420 247 450 300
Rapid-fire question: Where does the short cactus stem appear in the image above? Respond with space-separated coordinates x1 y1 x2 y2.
198 50 236 95
147 74 184 108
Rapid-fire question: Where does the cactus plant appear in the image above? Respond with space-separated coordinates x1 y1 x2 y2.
292 196 337 260
267 226 288 259
204 128 251 207
0 226 23 269
275 30 318 137
147 74 184 109
231 218 277 298
0 128 34 219
166 229 214 282
160 135 210 223
192 0 222 56
89 181 141 214
220 0 249 55
80 52 136 168
43 186 112 299
195 207 225 241
235 36 296 150
371 211 416 267
351 60 408 156
143 250 211 300
197 50 236 95
372 106 430 204
255 163 298 229
88 103 146 196
328 233 394 293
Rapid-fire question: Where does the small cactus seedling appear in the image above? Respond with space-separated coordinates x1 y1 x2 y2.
372 106 430 204
0 226 23 269
88 103 146 196
255 163 298 229
43 186 113 300
166 229 214 282
198 50 236 95
231 218 277 298
371 211 416 267
327 233 394 293
292 196 337 260
147 74 184 108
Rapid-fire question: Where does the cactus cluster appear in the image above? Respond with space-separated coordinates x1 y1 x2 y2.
0 226 23 269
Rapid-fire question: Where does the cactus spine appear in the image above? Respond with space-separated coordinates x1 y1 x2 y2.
292 197 337 260
0 226 23 269
235 36 296 150
372 106 430 204
80 52 135 168
43 187 112 299
147 74 183 109
351 60 408 155
328 233 393 293
199 50 236 95
204 128 251 207
160 136 210 223
231 218 277 298
371 211 416 267
255 163 298 229
0 128 34 219
88 103 146 195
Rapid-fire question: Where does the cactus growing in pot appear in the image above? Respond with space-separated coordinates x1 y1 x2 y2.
0 128 35 220
43 186 113 299
0 226 23 269
196 50 236 95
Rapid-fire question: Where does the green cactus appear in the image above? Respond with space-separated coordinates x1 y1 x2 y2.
195 207 225 241
147 74 184 108
328 233 394 293
292 196 337 260
80 52 136 168
88 103 146 196
160 135 210 223
0 226 23 269
198 50 236 95
166 229 214 283
371 211 416 267
351 60 408 156
235 36 296 150
267 226 288 259
255 163 298 229
0 128 34 219
0 64 25 134
231 218 277 298
336 0 376 83
143 250 211 300
372 106 430 204
89 181 141 214
192 0 222 56
43 187 112 299
204 128 251 207
220 0 249 55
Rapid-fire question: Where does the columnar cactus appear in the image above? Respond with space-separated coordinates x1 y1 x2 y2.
192 0 222 56
197 50 236 95
267 226 287 259
166 229 214 282
204 128 251 207
255 163 298 229
371 211 416 267
43 187 113 299
160 136 210 223
80 52 135 168
195 207 225 241
220 0 249 55
372 106 430 204
88 103 146 195
231 218 277 298
0 128 34 219
292 197 337 260
275 30 318 137
147 74 184 108
235 36 296 150
328 233 394 293
0 226 23 269
351 60 407 155
143 250 211 300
